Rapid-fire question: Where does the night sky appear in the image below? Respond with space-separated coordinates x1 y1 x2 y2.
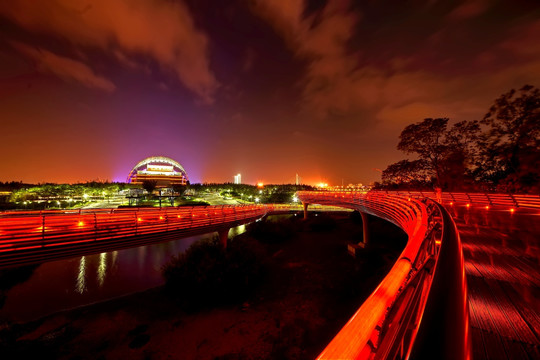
1 0 539 185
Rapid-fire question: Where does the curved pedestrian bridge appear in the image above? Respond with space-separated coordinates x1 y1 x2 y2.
298 191 469 360
0 205 267 268
1 191 538 359
300 191 539 360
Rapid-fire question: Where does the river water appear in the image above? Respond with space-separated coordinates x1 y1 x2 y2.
0 225 246 323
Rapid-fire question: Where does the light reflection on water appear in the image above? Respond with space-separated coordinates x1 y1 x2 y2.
76 256 87 294
0 226 247 323
97 253 107 288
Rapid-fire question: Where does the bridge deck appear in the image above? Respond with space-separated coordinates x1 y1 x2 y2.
450 206 540 360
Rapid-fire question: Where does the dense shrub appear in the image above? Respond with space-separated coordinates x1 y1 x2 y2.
246 217 295 243
162 236 263 310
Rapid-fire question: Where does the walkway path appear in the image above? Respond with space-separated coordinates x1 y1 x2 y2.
450 206 540 360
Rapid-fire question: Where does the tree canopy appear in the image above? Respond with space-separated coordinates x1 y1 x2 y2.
477 85 540 192
142 180 158 195
381 85 539 193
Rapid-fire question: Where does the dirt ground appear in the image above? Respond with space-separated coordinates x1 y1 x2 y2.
0 212 406 360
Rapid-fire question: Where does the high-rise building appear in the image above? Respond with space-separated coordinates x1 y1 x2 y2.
234 173 241 184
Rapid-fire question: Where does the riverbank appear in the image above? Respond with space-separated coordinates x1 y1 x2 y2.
0 212 406 359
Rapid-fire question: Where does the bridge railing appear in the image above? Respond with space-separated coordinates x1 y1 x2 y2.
0 205 267 263
373 190 540 209
267 204 351 213
297 191 470 360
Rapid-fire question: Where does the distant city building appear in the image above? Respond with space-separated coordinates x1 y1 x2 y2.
234 173 241 184
329 183 366 191
127 156 188 187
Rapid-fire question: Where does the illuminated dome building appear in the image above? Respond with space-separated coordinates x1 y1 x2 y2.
127 156 188 187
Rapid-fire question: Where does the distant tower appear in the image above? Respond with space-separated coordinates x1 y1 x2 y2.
296 173 300 185
234 173 241 184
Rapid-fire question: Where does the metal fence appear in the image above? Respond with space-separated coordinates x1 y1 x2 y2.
376 190 540 209
0 205 268 268
298 191 470 360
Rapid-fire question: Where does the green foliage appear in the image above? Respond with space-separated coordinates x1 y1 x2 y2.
162 237 263 310
264 190 292 203
141 180 158 195
9 182 125 203
177 200 210 206
189 183 316 203
0 182 31 191
172 184 187 196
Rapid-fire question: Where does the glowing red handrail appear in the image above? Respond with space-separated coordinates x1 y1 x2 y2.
375 190 540 209
0 205 269 268
298 191 427 359
297 191 470 360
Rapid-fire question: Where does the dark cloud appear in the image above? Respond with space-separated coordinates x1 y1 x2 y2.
446 0 490 21
250 0 540 126
0 0 218 103
11 41 116 92
0 0 539 184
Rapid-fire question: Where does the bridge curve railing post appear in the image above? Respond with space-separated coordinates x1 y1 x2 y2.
93 213 97 241
41 215 45 247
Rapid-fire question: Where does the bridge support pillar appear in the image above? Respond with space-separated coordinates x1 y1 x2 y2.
217 228 230 248
302 202 309 220
348 212 370 256
360 212 369 246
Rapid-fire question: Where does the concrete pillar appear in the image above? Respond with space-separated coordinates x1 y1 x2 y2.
360 212 369 246
302 202 309 220
218 228 230 248
348 211 370 256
